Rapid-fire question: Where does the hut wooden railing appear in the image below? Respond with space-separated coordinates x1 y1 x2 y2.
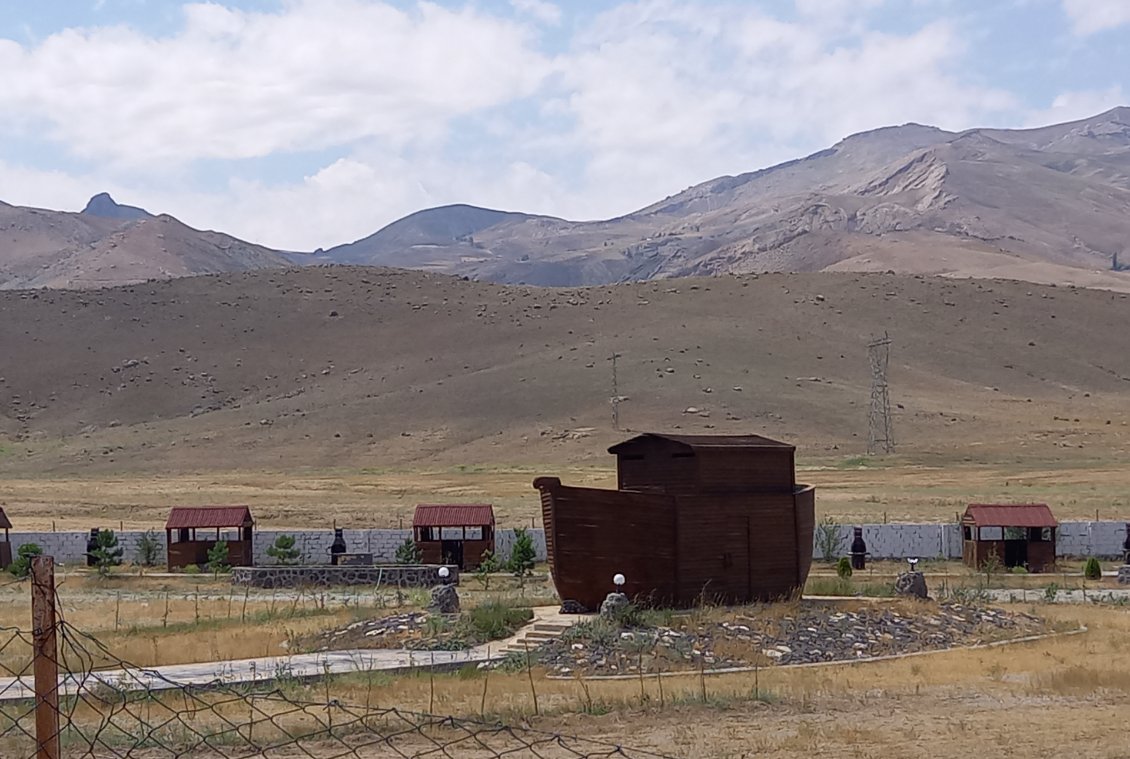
166 539 253 569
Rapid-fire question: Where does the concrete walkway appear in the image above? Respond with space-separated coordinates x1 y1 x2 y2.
0 606 579 704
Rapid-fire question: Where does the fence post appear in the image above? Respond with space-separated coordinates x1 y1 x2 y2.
31 555 60 759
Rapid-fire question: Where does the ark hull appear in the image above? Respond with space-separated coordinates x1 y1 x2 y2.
534 477 815 611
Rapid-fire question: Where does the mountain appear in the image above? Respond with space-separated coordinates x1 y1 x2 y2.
318 108 1130 289
1 266 1127 474
81 192 152 221
0 194 294 289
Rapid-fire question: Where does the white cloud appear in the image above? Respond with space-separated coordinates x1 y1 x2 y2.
0 0 1030 250
0 1 551 165
1024 86 1127 126
510 0 561 26
1062 0 1130 35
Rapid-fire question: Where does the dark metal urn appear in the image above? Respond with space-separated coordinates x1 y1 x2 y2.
329 528 347 566
86 528 100 567
850 527 868 571
1123 523 1130 565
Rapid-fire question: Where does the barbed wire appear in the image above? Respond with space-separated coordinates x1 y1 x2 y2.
0 611 679 759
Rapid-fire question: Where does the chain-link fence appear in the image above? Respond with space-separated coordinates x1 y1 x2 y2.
0 558 676 758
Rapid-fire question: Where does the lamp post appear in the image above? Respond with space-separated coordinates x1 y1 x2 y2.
907 557 919 572
438 566 451 585
613 573 625 593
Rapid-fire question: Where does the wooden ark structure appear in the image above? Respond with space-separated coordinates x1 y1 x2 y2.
534 433 816 610
0 507 11 569
412 504 495 570
165 506 255 571
961 503 1058 573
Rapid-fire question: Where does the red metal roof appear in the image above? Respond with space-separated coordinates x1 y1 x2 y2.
0 507 10 530
963 504 1058 528
165 506 254 530
609 432 794 454
413 504 495 527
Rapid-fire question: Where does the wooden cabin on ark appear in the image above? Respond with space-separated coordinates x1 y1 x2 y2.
412 504 495 570
0 507 11 569
534 433 816 610
165 506 255 571
962 503 1057 573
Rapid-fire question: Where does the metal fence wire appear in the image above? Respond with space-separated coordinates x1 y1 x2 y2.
0 560 676 759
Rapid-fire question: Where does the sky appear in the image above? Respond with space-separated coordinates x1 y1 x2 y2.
0 0 1127 251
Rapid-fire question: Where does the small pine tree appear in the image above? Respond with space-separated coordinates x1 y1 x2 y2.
91 529 124 577
474 549 502 590
1083 556 1102 580
506 527 536 577
135 529 161 568
8 543 43 579
836 556 853 579
206 541 230 576
394 537 422 564
266 534 302 566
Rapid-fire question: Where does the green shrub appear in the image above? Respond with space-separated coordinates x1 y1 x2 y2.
91 529 124 577
135 530 161 567
465 601 533 641
266 534 302 566
182 563 201 575
1083 557 1102 581
814 516 845 563
206 541 230 576
394 537 422 564
474 549 502 590
506 528 536 576
1009 565 1029 575
836 556 853 579
7 543 43 579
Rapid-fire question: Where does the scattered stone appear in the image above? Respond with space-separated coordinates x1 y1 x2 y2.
428 584 460 614
1118 566 1130 585
599 592 629 618
895 571 929 599
560 599 589 614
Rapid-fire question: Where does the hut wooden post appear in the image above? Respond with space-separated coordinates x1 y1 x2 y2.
31 556 60 759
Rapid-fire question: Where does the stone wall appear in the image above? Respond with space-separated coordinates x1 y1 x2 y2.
231 564 460 589
3 527 549 567
4 521 1125 568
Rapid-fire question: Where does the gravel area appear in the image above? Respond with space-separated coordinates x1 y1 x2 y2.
524 601 1049 676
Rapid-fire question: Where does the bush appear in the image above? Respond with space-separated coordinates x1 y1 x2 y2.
206 541 230 575
183 563 201 575
394 537 422 564
8 543 43 579
1083 557 1102 581
91 529 124 577
506 527 536 576
814 516 845 563
465 601 533 641
135 530 161 567
836 556 853 579
266 534 302 565
474 549 502 590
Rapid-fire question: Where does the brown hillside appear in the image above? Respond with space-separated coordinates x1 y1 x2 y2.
1 266 1128 475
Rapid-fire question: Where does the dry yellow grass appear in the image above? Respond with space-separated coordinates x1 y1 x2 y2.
3 455 1130 530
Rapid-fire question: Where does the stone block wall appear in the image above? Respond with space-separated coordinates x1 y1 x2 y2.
5 521 1125 568
231 564 460 589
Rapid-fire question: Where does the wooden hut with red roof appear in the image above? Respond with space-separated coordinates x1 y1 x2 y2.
165 506 255 571
0 507 11 569
961 503 1058 572
412 504 495 570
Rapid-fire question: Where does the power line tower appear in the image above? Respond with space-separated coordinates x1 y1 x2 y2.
867 333 894 455
609 352 622 431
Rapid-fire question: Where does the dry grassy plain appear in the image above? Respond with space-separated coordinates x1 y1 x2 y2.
3 454 1129 530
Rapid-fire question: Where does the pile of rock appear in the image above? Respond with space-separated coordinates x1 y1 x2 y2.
306 612 430 652
532 601 1046 676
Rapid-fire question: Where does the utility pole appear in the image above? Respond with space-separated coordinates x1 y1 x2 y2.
610 352 621 431
867 333 894 455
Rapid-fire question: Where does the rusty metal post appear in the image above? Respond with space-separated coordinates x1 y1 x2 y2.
31 555 60 759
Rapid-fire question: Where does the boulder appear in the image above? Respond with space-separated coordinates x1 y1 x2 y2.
599 592 629 618
894 571 928 599
560 599 588 614
1117 566 1130 586
428 584 460 614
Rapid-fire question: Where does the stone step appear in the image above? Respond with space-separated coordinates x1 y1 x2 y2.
532 622 573 632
